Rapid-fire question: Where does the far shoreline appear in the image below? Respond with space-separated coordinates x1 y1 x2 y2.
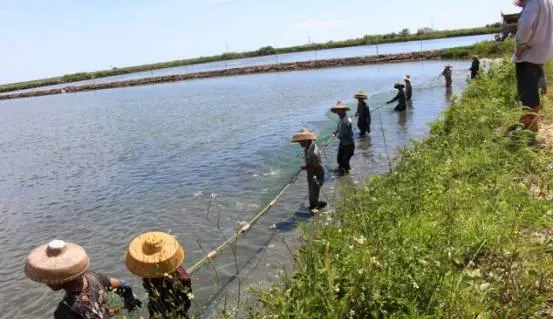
0 49 449 101
0 27 500 94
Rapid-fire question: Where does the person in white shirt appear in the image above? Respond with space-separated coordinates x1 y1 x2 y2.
513 0 553 132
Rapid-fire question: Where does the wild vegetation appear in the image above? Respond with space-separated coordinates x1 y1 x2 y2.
240 58 553 317
441 38 515 59
0 25 500 93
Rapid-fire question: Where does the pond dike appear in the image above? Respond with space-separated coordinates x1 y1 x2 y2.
0 49 445 101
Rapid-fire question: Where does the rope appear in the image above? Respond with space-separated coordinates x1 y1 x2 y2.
187 135 335 274
187 76 451 274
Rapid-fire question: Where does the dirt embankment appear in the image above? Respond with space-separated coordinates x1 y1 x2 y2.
0 50 445 101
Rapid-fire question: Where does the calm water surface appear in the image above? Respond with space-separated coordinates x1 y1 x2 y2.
0 60 470 318
1 34 491 95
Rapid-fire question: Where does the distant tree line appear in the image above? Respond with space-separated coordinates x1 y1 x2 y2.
0 25 502 93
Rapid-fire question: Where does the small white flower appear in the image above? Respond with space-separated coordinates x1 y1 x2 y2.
358 269 364 275
371 257 381 266
187 292 195 300
413 282 419 289
354 236 366 245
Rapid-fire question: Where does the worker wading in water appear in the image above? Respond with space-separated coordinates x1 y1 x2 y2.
470 56 481 79
404 75 413 101
354 90 371 136
125 231 193 319
387 82 407 112
331 101 355 174
25 240 142 319
441 65 453 88
292 128 327 214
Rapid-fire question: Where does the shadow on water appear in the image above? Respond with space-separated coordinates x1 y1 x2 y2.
273 206 312 233
356 135 374 163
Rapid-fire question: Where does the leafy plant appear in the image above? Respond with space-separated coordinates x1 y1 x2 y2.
247 60 553 318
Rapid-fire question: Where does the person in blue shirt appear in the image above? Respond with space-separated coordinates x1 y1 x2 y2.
331 101 355 174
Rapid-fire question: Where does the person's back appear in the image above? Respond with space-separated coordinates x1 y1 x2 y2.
514 0 553 64
143 266 192 318
405 80 412 100
54 272 112 319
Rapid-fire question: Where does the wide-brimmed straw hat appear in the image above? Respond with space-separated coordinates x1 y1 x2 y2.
125 231 185 278
24 240 90 284
330 101 350 113
394 82 405 89
291 128 316 142
354 90 368 99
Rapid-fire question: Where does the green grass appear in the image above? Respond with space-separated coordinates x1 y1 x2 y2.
441 38 515 59
0 26 500 93
245 59 553 318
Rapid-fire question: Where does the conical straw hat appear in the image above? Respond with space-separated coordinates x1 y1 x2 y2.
291 128 316 142
394 82 405 89
330 101 351 113
125 232 185 278
354 90 368 99
24 240 89 284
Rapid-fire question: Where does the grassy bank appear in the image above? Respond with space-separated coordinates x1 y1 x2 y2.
246 60 553 317
0 26 499 93
441 38 515 58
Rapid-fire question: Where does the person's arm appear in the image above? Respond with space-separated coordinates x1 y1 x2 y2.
387 93 400 104
332 123 339 136
100 275 142 311
516 0 540 57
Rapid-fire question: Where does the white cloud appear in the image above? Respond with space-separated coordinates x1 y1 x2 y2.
294 18 344 31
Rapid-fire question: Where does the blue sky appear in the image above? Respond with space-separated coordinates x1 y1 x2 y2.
0 0 517 84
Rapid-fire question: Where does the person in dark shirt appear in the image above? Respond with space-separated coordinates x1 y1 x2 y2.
331 101 355 174
24 240 140 319
470 56 481 79
441 65 453 88
126 231 193 319
354 90 371 136
404 75 413 101
387 83 407 112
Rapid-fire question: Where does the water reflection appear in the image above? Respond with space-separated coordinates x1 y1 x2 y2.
445 87 453 101
356 135 374 164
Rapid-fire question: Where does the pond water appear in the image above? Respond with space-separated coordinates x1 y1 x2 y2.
0 59 471 318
